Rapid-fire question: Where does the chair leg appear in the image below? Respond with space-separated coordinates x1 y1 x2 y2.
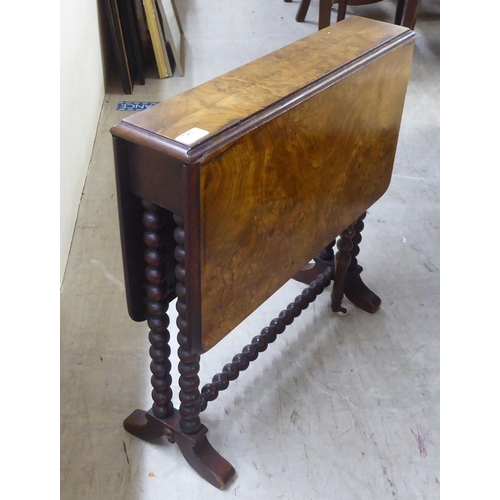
296 0 311 22
318 0 333 30
395 0 405 25
336 0 348 23
402 0 421 29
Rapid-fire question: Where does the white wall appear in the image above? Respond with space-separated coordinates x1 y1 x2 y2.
61 0 105 284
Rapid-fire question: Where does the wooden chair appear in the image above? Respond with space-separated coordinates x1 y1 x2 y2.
288 0 421 31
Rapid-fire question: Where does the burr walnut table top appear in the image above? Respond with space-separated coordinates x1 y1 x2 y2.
111 16 414 353
115 16 413 163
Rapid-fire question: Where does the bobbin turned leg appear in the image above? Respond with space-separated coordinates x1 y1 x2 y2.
123 201 175 441
331 224 355 314
342 213 381 313
123 203 235 489
171 214 236 489
294 213 381 314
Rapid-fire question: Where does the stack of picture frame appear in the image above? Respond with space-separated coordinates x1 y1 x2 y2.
104 0 184 94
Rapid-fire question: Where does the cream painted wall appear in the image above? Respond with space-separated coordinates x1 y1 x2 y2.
61 0 105 284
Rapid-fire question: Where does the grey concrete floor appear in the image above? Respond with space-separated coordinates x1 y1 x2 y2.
60 1 440 498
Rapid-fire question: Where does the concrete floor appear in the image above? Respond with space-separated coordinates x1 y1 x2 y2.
60 1 440 498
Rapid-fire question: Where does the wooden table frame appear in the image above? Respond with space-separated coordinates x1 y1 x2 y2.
111 17 414 489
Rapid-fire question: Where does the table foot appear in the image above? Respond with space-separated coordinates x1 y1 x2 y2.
123 408 166 441
332 301 349 315
293 256 381 314
175 429 236 489
293 213 382 314
342 213 381 314
343 264 381 314
294 240 336 284
293 258 332 285
123 408 236 489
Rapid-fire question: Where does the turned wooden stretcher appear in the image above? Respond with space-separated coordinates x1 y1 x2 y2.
110 16 414 489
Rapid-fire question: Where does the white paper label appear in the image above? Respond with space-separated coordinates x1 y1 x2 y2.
174 127 209 145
